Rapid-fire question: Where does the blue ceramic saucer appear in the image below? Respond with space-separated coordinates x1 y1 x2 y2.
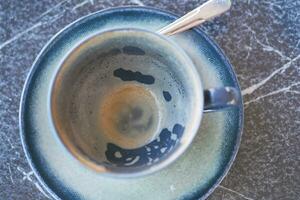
20 7 243 200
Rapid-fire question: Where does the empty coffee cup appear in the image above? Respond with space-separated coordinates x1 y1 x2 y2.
49 29 240 177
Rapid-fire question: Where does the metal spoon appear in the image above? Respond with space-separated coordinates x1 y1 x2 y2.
158 0 231 36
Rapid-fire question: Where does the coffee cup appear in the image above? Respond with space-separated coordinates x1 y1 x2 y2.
49 28 240 177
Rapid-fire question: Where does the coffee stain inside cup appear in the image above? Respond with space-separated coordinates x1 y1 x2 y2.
99 84 161 149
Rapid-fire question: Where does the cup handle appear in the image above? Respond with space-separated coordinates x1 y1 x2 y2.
203 87 241 113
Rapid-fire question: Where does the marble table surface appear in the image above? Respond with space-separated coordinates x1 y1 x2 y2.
0 0 299 199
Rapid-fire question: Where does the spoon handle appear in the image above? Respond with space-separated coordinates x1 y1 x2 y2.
158 0 231 36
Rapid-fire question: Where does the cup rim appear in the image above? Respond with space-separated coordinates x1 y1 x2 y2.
48 27 204 178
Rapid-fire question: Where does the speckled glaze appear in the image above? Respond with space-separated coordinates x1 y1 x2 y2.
20 7 243 200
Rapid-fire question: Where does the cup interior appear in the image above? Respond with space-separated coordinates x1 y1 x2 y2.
50 29 203 176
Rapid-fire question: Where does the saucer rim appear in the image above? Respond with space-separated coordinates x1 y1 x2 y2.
19 6 244 200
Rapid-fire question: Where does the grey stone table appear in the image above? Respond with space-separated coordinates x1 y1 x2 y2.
0 0 299 199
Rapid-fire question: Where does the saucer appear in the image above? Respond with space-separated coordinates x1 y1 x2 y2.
20 7 243 200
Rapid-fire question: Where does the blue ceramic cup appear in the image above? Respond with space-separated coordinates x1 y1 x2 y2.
50 28 240 177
